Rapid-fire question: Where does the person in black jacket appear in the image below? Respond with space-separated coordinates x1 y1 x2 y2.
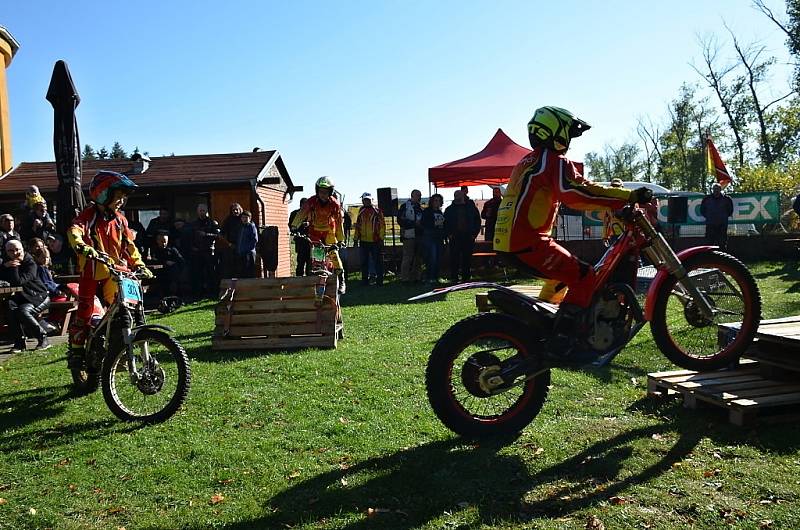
147 231 185 298
444 190 482 283
190 204 221 299
0 239 51 351
700 183 734 250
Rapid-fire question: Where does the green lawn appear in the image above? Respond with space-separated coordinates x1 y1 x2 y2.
1 262 800 529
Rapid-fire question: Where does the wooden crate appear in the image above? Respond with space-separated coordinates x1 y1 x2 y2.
647 360 800 427
212 276 341 351
475 285 542 312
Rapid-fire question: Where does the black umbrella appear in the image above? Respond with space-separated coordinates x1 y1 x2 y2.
46 60 86 235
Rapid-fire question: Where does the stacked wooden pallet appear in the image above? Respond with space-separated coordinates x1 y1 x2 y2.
212 276 341 351
648 316 800 427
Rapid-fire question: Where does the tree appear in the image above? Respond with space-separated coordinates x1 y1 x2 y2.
110 141 127 159
753 0 800 92
585 142 645 182
692 36 749 167
82 144 97 160
97 147 109 160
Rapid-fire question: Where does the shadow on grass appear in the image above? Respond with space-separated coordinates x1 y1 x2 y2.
0 383 146 447
0 384 74 433
171 423 708 530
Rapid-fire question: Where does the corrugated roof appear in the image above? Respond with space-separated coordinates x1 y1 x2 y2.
0 151 291 193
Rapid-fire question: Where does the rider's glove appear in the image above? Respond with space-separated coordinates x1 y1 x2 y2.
136 266 155 279
628 186 654 205
76 244 100 260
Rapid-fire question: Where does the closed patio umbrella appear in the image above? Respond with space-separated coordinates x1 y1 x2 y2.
46 60 86 235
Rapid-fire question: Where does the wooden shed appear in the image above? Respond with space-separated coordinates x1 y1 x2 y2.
0 150 300 277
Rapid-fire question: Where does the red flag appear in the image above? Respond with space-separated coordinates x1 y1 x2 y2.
706 137 732 189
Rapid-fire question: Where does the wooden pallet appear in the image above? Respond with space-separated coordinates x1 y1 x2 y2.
475 285 542 312
647 360 800 427
212 276 341 351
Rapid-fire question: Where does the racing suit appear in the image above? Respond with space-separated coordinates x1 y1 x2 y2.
290 196 345 271
493 147 631 308
67 205 146 348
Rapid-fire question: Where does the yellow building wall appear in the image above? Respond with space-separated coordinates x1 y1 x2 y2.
0 37 15 174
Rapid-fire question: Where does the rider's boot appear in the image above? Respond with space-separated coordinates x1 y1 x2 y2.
337 270 346 295
543 303 588 362
67 346 86 370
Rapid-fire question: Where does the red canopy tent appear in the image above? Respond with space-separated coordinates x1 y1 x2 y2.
428 128 531 190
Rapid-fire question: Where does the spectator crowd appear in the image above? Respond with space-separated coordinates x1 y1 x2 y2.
0 185 280 351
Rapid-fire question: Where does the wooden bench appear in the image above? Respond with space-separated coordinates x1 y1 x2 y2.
475 284 543 312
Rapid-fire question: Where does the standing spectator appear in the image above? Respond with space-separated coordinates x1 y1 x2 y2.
398 189 423 283
45 233 76 276
353 192 386 286
20 198 56 242
147 231 185 298
220 203 244 279
421 193 446 284
0 213 20 253
0 239 51 351
700 183 734 250
481 186 503 242
125 212 148 258
445 189 481 283
145 207 173 251
190 204 221 299
288 198 312 276
343 209 353 245
236 210 258 278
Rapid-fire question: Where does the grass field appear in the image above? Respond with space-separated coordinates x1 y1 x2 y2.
1 261 800 529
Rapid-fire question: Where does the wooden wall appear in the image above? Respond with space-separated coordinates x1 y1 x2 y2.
256 185 291 277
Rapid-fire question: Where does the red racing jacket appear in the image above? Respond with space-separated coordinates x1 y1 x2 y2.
493 147 632 252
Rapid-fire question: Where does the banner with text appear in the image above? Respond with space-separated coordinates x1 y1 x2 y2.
582 192 781 226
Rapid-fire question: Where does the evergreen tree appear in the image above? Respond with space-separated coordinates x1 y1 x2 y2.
82 144 97 160
97 147 109 160
110 141 127 159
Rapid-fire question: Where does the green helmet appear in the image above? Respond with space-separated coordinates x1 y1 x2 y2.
528 106 591 152
315 176 335 194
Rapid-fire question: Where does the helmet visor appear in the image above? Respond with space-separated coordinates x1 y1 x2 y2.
568 118 591 138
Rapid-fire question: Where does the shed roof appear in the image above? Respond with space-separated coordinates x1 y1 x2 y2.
0 151 294 194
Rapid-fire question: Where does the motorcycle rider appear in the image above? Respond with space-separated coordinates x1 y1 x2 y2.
290 176 346 294
66 170 154 369
493 106 652 357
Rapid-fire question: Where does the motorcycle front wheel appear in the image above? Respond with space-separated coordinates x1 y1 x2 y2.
101 329 191 423
650 250 761 371
425 313 550 437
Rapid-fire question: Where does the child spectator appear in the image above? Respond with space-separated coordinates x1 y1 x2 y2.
236 210 258 278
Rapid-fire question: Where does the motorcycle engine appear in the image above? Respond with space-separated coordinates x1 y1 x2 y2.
586 296 625 351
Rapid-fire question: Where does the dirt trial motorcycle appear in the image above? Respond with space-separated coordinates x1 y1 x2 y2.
70 253 191 424
411 204 762 437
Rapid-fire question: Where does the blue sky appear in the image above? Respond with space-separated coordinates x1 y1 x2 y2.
2 1 794 204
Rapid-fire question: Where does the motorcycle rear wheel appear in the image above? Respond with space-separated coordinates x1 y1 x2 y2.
101 329 191 423
426 313 550 437
650 250 761 371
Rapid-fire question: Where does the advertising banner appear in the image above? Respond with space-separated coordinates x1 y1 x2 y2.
582 192 781 226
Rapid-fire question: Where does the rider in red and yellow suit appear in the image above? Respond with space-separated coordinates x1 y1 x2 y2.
290 176 346 292
494 107 652 309
66 171 153 368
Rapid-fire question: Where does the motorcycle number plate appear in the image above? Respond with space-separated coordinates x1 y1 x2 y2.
311 246 327 262
121 277 142 304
